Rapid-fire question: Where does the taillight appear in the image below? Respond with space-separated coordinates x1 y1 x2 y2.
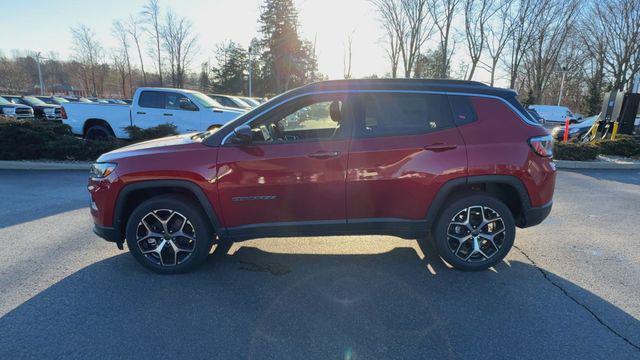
529 135 553 157
60 106 67 119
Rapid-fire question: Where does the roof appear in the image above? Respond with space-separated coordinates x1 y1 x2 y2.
296 79 517 98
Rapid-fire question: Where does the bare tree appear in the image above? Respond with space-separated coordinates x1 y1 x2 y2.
161 10 198 88
111 50 128 97
70 24 103 96
593 0 640 90
522 0 580 102
505 0 543 89
371 0 405 77
112 20 133 97
343 31 354 79
480 0 513 86
126 15 147 85
463 0 500 80
371 0 433 78
142 0 163 86
427 0 460 78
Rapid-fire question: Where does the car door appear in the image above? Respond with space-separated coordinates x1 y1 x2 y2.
346 92 467 222
135 90 167 129
164 92 201 133
216 93 351 230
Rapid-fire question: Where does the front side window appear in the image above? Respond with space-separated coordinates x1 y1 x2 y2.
165 93 196 111
354 93 453 137
247 95 345 144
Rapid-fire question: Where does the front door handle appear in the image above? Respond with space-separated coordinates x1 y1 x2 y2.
424 143 457 152
137 111 146 115
308 151 341 159
163 113 173 116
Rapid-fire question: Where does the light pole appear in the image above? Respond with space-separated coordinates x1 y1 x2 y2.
248 45 253 98
557 66 567 106
35 52 45 95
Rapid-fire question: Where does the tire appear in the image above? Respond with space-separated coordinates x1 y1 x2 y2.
125 194 214 274
85 124 114 140
433 194 515 271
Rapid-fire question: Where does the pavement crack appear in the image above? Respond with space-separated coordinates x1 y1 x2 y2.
513 245 640 352
238 260 290 276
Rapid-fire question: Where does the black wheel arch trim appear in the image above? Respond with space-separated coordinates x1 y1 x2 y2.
112 180 222 244
425 175 534 227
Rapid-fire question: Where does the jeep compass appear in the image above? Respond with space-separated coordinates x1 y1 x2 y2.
89 79 556 273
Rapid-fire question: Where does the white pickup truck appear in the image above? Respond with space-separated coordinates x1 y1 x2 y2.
61 87 245 139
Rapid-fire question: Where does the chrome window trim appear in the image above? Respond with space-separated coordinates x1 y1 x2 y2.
221 89 540 145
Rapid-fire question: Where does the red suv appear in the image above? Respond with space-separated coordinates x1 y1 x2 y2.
89 79 556 273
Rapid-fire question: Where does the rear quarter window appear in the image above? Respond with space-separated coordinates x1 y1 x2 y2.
448 95 477 126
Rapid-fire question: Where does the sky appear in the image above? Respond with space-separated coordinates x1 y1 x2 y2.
0 0 497 83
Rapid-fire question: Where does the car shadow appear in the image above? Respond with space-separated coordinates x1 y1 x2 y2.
0 170 88 228
0 242 638 359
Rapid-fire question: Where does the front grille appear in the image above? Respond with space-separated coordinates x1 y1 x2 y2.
15 108 31 115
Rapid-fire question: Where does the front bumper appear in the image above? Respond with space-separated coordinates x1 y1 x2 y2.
520 201 553 228
93 224 119 242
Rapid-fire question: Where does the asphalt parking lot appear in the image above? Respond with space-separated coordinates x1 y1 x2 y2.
0 169 639 359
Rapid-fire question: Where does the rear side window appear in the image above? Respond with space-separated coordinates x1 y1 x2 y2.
506 96 539 125
138 91 164 109
448 95 477 126
354 93 453 137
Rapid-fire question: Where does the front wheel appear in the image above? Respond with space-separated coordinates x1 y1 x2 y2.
433 194 515 271
125 195 214 274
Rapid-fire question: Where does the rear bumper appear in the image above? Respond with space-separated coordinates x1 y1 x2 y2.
520 201 553 228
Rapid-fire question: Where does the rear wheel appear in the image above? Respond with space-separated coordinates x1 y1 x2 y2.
85 124 114 140
125 195 214 274
433 194 515 271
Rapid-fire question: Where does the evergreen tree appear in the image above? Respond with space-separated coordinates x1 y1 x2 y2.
258 0 320 94
211 41 248 94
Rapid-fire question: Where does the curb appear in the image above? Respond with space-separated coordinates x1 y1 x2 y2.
555 160 640 170
0 160 91 171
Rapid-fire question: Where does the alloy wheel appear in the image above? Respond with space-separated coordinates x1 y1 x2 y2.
136 209 197 267
446 206 506 263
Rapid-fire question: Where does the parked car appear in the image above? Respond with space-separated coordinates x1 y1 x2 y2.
238 96 261 107
0 96 34 120
207 94 253 110
89 79 556 274
62 87 246 139
527 108 545 125
63 96 93 103
2 95 62 121
528 105 578 124
551 114 598 141
35 96 70 105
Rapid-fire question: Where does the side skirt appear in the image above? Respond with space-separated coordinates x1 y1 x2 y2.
223 218 430 242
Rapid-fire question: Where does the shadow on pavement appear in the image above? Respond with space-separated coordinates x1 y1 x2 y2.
0 242 638 359
0 170 88 228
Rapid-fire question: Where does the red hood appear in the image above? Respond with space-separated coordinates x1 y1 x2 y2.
97 134 204 162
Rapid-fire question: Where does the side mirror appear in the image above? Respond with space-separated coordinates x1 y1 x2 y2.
231 125 253 144
180 101 198 111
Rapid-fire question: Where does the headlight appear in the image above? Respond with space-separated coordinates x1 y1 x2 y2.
44 108 55 114
3 107 16 115
90 162 117 178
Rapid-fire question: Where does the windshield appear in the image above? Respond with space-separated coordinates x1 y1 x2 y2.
190 92 223 108
23 96 47 106
231 97 253 109
53 97 69 103
0 97 10 105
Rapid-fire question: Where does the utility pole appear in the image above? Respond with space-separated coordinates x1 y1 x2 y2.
35 52 45 95
248 45 253 97
557 66 567 106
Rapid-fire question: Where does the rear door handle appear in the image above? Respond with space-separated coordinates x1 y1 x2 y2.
163 113 173 116
136 111 146 115
308 151 341 159
424 143 457 152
